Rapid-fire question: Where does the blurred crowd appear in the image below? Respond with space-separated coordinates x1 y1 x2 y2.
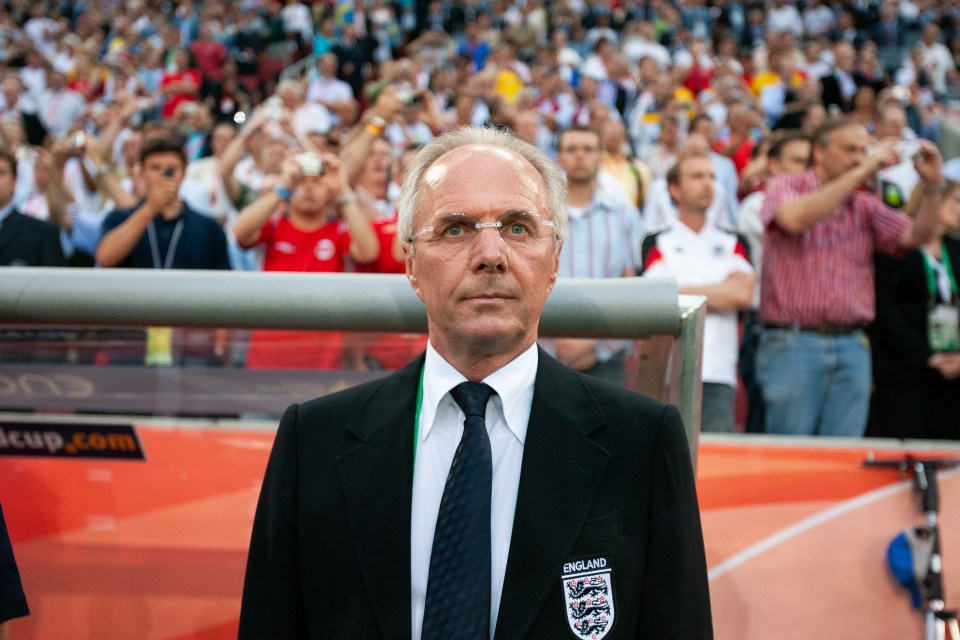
1 0 960 438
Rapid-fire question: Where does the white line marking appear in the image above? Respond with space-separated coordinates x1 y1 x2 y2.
708 469 960 582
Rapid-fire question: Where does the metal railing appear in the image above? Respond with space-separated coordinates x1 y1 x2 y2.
0 269 706 453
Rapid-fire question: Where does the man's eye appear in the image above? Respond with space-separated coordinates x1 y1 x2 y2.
444 224 464 237
507 223 528 235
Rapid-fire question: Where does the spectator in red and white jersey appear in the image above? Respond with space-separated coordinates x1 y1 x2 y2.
641 150 754 432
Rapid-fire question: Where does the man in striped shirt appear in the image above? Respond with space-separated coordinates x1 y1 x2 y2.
758 116 944 437
551 125 642 385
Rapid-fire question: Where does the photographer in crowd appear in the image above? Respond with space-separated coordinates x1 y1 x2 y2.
233 146 377 369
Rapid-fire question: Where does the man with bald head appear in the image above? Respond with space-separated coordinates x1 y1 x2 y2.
239 127 712 639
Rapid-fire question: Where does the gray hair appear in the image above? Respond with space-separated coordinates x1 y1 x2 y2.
397 126 568 247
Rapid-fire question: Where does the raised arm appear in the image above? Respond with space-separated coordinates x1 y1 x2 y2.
773 140 896 234
340 85 404 180
233 153 297 248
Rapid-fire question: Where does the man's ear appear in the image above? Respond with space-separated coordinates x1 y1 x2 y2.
404 242 424 301
547 238 563 294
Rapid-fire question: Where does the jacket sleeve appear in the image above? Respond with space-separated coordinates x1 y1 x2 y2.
638 404 714 639
239 403 308 639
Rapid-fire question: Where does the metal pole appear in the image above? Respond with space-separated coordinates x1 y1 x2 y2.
0 269 682 336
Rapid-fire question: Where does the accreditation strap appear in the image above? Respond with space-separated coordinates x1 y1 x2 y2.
921 241 958 305
413 364 424 468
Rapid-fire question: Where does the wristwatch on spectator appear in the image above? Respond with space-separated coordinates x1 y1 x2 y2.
335 191 358 207
365 115 387 137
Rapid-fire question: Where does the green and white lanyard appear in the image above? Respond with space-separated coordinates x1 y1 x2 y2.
921 242 959 352
413 366 425 467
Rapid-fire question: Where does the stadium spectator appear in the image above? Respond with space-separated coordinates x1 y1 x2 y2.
820 41 859 113
233 148 377 369
737 131 813 433
96 136 229 270
306 52 358 129
757 117 944 437
599 118 650 209
550 125 641 385
642 150 754 432
644 133 736 230
870 180 960 440
0 146 64 267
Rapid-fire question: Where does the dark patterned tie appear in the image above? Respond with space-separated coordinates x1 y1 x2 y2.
421 381 496 640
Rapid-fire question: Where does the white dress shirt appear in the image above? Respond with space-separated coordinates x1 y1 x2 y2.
411 342 537 640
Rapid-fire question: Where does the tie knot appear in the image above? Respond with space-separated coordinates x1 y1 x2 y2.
449 381 496 419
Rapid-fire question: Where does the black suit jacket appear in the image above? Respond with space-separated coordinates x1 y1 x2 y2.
239 350 712 639
0 210 65 267
871 238 960 385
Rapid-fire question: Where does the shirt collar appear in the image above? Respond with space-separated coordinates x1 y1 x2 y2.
420 341 538 446
0 200 15 225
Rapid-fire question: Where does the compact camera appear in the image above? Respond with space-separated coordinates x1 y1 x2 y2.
394 82 420 106
70 131 87 149
296 151 325 176
895 140 923 163
263 96 285 121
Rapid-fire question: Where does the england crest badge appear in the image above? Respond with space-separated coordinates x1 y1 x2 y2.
561 555 615 639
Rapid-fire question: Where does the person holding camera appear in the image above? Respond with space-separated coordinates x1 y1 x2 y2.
95 137 230 270
233 149 378 369
757 116 944 438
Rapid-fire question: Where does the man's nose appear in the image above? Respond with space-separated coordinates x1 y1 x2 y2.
470 226 507 272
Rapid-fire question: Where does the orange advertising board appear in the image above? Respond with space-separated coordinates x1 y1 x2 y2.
2 425 958 639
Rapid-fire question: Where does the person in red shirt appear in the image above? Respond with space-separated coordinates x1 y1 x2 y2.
713 102 757 177
188 23 228 96
352 143 428 369
159 50 201 120
233 150 379 369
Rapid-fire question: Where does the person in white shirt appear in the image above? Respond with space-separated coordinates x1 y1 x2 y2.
276 78 332 139
306 52 358 128
642 150 755 432
36 70 85 138
766 0 803 37
916 22 954 97
802 0 837 38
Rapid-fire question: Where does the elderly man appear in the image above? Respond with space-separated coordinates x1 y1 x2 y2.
239 127 712 639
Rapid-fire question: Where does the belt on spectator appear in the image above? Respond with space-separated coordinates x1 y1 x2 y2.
762 322 864 335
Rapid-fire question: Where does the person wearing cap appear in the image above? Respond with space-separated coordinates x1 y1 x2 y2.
757 116 944 437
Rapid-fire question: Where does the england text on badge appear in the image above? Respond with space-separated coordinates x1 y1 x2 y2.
561 555 615 639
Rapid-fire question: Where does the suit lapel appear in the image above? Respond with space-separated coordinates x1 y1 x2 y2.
335 355 423 640
495 351 610 640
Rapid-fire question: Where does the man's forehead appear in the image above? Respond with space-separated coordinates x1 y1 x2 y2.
419 144 548 215
425 143 530 176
